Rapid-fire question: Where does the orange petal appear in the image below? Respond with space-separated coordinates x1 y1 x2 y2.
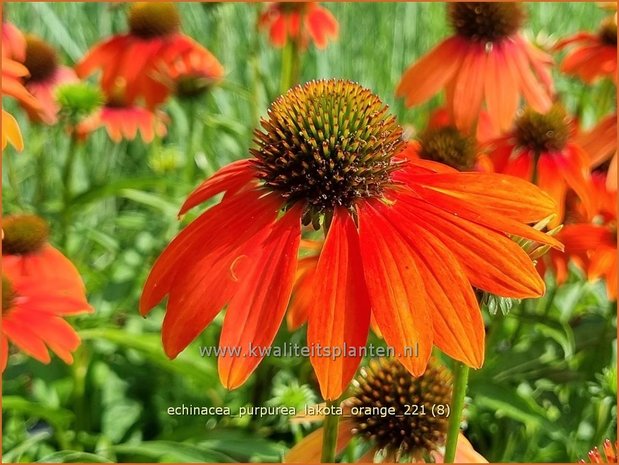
396 37 464 107
308 208 371 401
452 45 486 133
179 159 256 215
485 43 519 132
218 206 301 389
287 255 319 331
400 196 546 298
141 188 280 315
284 420 355 463
2 109 23 151
510 38 552 113
357 200 432 376
536 155 567 228
407 171 559 224
390 210 484 368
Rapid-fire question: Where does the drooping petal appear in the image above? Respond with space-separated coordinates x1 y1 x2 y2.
536 154 568 228
308 208 372 401
399 196 546 298
389 207 484 368
452 44 486 132
287 255 319 330
405 171 560 224
2 109 23 151
179 159 257 215
486 43 519 132
358 200 432 376
218 206 302 389
140 188 281 315
396 37 464 107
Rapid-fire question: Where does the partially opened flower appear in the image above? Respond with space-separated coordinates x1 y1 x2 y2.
2 20 26 61
397 2 554 133
154 47 224 100
577 113 617 191
78 102 168 143
556 15 617 84
489 104 593 227
141 79 561 400
21 34 78 124
259 2 339 50
76 82 167 143
1 214 93 370
286 358 487 463
76 2 223 109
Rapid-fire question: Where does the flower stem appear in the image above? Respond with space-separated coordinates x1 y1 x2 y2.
443 361 469 463
321 399 341 463
280 39 301 94
61 134 79 248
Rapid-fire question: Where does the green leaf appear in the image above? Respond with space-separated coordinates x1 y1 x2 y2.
36 451 113 463
2 396 74 430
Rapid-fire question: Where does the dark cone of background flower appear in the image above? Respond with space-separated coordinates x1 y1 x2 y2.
348 358 452 460
2 214 49 255
448 2 525 43
128 2 180 38
418 126 476 171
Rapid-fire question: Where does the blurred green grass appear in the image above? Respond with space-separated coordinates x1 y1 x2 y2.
2 2 617 463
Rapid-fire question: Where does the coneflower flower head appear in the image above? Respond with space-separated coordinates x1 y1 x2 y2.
349 358 452 461
2 214 50 255
448 2 525 44
515 104 570 154
251 80 404 229
417 126 477 171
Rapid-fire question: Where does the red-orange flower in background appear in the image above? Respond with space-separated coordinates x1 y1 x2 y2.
259 2 338 50
2 56 39 151
1 214 93 370
140 80 561 401
555 14 617 84
397 2 553 133
2 20 26 61
489 104 593 227
76 2 224 109
22 34 78 124
558 173 616 299
77 100 168 143
577 112 617 191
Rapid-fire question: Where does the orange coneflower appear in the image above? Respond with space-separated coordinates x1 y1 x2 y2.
2 20 26 61
558 173 617 299
259 2 338 50
397 2 553 133
577 112 617 191
286 358 487 463
488 104 592 227
556 14 617 84
21 34 78 124
2 56 39 151
1 214 93 370
140 79 561 400
76 2 223 109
